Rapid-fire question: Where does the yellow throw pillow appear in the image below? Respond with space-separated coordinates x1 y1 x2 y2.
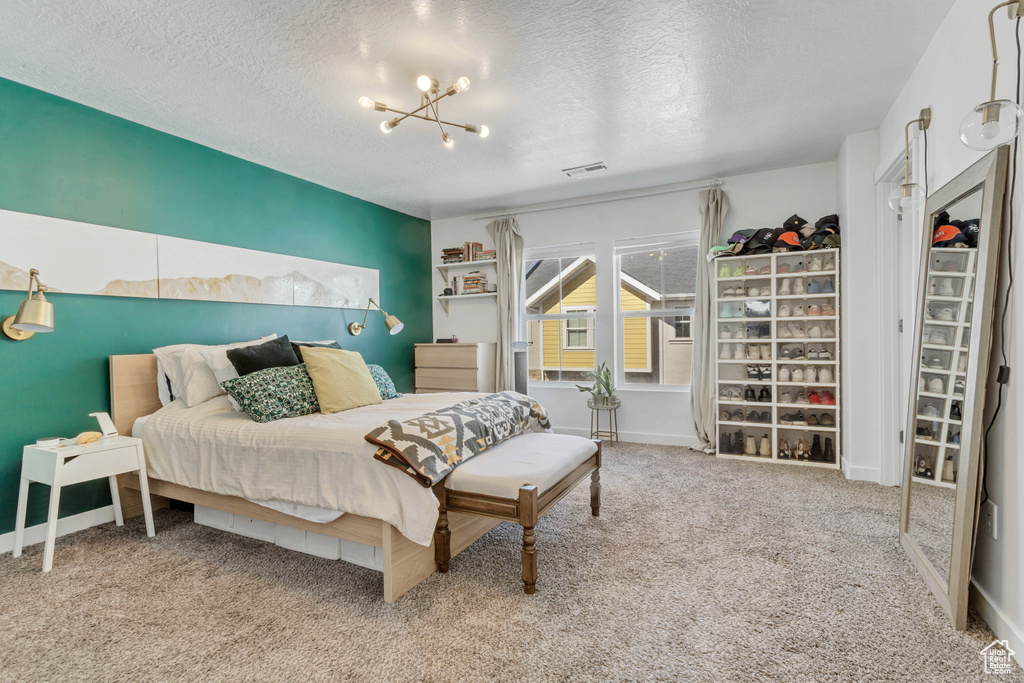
301 347 383 413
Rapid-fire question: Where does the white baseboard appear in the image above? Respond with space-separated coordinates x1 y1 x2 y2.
841 459 881 483
0 506 116 555
971 580 1024 668
553 427 702 449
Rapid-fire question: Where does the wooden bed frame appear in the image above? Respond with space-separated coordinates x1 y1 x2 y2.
108 354 499 603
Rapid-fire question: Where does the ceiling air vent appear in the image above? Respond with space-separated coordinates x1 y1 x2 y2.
563 162 608 179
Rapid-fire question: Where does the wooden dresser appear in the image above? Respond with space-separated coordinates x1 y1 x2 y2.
415 343 497 393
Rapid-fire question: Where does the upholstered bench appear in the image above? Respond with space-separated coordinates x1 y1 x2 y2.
433 433 602 594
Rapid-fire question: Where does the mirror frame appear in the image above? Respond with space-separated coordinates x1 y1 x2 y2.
899 145 1009 630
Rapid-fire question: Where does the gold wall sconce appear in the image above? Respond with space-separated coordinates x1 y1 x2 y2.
889 108 932 213
348 297 403 336
2 268 55 341
961 0 1023 150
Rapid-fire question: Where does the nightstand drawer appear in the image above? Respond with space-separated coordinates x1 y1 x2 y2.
60 446 141 486
415 368 480 391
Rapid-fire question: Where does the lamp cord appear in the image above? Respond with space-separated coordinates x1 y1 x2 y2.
980 14 1021 506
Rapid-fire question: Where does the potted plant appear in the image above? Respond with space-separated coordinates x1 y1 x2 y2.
577 362 618 407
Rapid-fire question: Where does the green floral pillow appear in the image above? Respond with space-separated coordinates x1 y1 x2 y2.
367 364 402 400
220 364 320 423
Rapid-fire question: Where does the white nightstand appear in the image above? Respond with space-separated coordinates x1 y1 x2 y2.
13 435 156 572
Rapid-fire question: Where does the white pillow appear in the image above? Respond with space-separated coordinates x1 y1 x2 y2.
197 345 247 411
156 359 174 407
153 334 277 407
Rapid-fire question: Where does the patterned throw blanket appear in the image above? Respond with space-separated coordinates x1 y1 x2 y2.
365 391 551 488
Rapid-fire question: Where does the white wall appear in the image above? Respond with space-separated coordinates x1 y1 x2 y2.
431 162 836 446
835 130 889 483
875 0 1023 654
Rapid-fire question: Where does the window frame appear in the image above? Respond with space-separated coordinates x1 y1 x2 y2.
563 306 596 351
523 245 598 384
614 232 699 391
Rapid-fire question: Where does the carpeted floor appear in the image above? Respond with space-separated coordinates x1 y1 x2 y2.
0 443 1019 682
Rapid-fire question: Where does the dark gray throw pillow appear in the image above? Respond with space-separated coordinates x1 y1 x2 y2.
227 335 300 377
291 339 342 362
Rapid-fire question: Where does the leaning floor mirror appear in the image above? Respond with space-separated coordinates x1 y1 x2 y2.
900 145 1009 630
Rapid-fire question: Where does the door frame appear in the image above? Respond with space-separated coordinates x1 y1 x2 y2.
876 137 927 487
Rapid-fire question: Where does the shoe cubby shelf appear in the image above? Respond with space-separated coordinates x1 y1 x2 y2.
913 249 976 488
714 251 842 466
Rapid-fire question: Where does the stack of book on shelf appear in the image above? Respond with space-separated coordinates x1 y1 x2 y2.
442 246 466 264
440 242 495 263
449 271 488 296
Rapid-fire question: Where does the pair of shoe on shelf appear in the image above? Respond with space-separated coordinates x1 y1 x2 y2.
926 306 956 321
779 366 833 383
778 302 836 317
778 278 805 296
778 435 835 462
719 343 745 360
719 430 745 454
719 302 745 318
720 325 742 340
719 386 744 401
806 278 835 295
738 434 772 457
745 344 772 360
778 390 835 405
807 346 833 360
925 376 946 394
745 286 771 297
744 386 772 403
745 324 771 339
746 365 772 381
745 410 772 423
779 322 834 339
929 278 956 297
925 329 951 345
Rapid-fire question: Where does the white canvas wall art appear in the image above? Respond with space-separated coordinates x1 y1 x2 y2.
157 236 378 308
0 208 379 310
0 209 158 296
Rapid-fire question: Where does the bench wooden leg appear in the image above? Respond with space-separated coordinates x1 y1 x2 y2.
522 526 537 594
590 469 601 517
519 485 539 594
434 486 451 573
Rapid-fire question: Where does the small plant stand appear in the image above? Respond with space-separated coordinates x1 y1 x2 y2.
588 397 621 445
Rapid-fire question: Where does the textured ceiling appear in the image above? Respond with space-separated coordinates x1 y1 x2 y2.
0 0 955 220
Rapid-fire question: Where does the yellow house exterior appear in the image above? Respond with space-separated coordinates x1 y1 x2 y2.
534 262 652 373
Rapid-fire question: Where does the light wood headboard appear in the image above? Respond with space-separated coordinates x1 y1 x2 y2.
109 354 162 435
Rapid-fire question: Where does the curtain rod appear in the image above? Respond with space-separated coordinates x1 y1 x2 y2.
471 177 723 221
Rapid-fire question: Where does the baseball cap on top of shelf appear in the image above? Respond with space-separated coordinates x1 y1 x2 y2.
725 229 757 254
782 214 807 233
745 228 781 254
773 230 804 252
933 224 968 248
957 218 979 248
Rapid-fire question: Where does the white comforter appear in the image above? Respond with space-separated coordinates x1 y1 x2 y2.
140 392 488 546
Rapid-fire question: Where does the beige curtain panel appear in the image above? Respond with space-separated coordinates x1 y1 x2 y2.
692 186 729 452
486 216 524 391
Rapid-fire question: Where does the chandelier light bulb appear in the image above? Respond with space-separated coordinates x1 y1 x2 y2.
478 125 490 138
416 75 437 92
442 133 455 150
961 100 1023 150
454 76 471 93
358 96 374 109
381 119 396 134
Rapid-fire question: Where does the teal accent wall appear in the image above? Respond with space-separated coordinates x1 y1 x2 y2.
0 78 431 536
